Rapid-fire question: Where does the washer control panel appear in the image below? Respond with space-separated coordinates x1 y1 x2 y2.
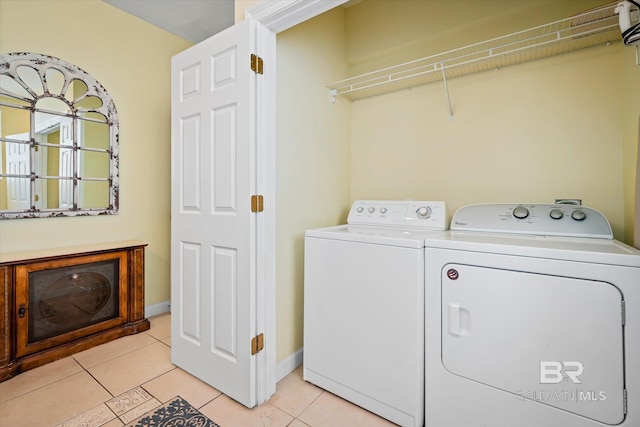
451 203 612 239
347 200 448 230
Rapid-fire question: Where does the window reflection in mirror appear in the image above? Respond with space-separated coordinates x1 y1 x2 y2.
0 52 119 218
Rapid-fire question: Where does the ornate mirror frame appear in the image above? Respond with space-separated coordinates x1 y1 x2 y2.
0 52 119 219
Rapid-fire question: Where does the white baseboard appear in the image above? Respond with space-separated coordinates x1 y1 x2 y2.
145 300 171 318
276 347 303 382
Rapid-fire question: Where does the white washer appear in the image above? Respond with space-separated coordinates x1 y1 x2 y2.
304 200 447 427
424 203 640 427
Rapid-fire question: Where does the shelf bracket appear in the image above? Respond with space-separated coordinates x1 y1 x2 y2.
440 63 454 121
329 89 337 103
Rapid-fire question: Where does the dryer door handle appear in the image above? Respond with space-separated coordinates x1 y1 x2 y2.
448 303 471 336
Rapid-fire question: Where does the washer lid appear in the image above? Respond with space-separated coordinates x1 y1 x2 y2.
305 224 445 248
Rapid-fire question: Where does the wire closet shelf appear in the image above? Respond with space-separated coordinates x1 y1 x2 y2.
327 2 623 102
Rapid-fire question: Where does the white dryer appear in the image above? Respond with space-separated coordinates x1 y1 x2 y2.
424 203 640 427
304 200 447 427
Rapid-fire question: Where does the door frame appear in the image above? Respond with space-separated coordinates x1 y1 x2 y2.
245 0 349 403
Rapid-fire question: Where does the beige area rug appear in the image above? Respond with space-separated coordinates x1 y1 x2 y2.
125 396 220 427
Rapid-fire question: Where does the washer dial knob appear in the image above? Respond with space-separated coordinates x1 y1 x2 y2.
512 205 530 219
380 207 387 214
571 210 587 221
550 209 564 220
357 207 364 213
368 207 375 213
416 206 432 218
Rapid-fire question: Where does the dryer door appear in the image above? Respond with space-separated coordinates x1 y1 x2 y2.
441 264 625 425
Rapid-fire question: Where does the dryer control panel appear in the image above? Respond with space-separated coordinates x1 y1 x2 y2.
347 200 448 230
451 203 612 239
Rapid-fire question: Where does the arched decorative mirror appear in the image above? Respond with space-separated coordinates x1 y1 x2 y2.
0 52 119 219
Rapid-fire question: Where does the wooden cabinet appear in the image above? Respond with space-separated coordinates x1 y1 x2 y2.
0 241 150 382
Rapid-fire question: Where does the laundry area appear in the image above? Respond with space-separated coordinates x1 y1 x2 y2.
277 0 638 361
277 0 640 426
303 199 640 426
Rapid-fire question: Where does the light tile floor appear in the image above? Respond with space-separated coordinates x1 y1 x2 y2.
0 313 397 427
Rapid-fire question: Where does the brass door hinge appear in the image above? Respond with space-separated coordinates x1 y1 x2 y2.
250 53 264 74
251 333 264 355
251 195 264 213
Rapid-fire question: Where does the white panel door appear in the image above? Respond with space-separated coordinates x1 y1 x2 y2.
6 132 47 210
5 136 30 211
58 117 74 209
171 18 261 408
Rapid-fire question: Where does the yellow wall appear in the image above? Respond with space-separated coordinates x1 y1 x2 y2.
0 0 193 307
275 7 351 362
235 0 260 23
350 46 626 236
622 43 640 244
345 0 634 242
346 0 609 74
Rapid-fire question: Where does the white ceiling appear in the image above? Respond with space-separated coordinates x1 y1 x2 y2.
102 0 235 44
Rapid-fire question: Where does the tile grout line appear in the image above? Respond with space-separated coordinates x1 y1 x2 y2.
76 355 116 400
53 357 120 427
293 389 325 426
96 330 172 425
0 359 88 404
193 390 224 411
0 318 172 427
146 332 232 416
71 330 168 372
63 329 172 427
